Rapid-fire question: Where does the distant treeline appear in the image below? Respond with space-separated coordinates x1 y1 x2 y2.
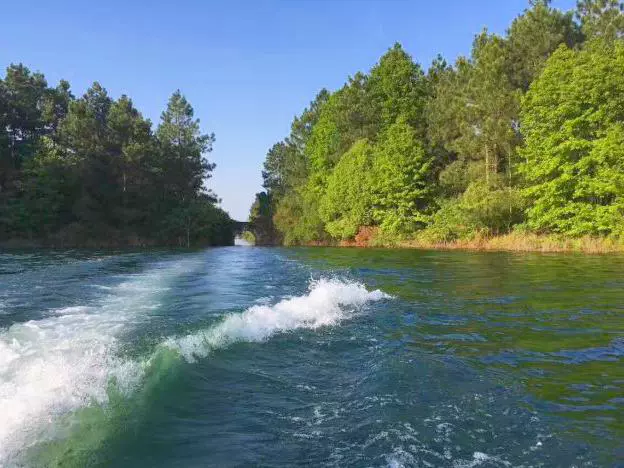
249 0 624 246
0 71 233 247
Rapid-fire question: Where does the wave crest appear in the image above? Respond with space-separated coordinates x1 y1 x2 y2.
165 278 391 362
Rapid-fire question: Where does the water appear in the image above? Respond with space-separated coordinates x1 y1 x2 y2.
0 247 622 467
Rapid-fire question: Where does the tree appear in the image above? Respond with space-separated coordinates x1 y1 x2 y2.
519 41 624 235
42 79 73 133
107 95 154 232
319 139 373 239
257 90 331 245
57 82 117 229
306 73 378 180
367 43 428 136
0 64 48 194
576 0 624 41
0 63 233 246
156 90 216 246
506 0 581 91
20 136 80 238
262 141 301 197
469 32 522 183
288 89 330 154
428 32 520 185
426 56 473 164
371 119 435 234
248 191 279 245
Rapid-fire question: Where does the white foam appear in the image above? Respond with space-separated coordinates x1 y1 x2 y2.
166 278 391 362
0 271 391 462
0 259 195 464
452 452 511 468
50 305 93 315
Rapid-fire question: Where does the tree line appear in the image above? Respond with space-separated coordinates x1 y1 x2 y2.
249 0 624 246
0 70 234 247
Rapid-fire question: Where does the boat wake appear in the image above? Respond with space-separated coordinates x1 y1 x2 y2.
165 278 391 361
0 259 196 464
0 271 389 465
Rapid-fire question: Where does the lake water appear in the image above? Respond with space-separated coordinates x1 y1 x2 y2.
0 247 622 467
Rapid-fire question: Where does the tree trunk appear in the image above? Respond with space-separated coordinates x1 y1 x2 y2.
485 144 490 185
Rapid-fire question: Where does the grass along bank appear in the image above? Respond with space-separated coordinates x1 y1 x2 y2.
336 228 624 254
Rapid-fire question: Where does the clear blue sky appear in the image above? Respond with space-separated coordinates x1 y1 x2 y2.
0 0 576 220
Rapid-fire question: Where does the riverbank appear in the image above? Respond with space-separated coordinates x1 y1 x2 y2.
0 236 235 250
334 229 624 254
395 233 624 254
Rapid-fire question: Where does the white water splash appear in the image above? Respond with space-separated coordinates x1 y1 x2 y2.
0 259 195 464
0 269 391 464
166 278 391 362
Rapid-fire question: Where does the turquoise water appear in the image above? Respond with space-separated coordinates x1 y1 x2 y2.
0 247 622 467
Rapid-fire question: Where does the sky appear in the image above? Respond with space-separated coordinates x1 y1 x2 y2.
0 0 576 220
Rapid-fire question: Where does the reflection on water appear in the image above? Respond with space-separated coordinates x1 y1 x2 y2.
1 247 622 466
286 248 624 450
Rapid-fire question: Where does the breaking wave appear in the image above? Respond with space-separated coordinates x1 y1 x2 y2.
0 259 196 464
0 271 389 465
165 278 391 362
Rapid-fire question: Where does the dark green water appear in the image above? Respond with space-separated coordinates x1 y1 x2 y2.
0 247 622 467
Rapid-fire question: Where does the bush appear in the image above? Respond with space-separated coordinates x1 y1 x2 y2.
319 140 373 239
438 160 486 196
422 181 526 242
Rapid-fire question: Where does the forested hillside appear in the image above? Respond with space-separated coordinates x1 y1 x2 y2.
0 72 233 247
249 0 624 248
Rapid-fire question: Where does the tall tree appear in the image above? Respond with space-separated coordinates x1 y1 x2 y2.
506 0 581 91
58 82 115 228
367 43 428 136
248 191 279 245
42 80 73 134
107 95 154 232
576 0 624 40
0 66 233 246
0 64 48 194
156 90 216 246
469 32 521 183
261 90 330 245
319 139 374 239
371 119 435 234
428 33 520 185
519 41 624 235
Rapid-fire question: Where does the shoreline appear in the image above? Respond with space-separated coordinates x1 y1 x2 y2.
4 234 623 255
0 239 235 250
330 232 624 254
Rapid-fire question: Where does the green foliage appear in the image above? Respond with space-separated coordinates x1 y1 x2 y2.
423 182 525 242
248 192 280 245
427 31 520 187
305 75 378 181
0 64 49 195
438 160 486 196
241 230 256 245
236 3 623 245
371 120 434 234
507 1 581 91
0 66 233 247
519 41 624 235
460 181 526 234
274 187 328 245
319 139 373 239
420 198 474 242
367 43 428 135
262 141 304 197
576 0 624 41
